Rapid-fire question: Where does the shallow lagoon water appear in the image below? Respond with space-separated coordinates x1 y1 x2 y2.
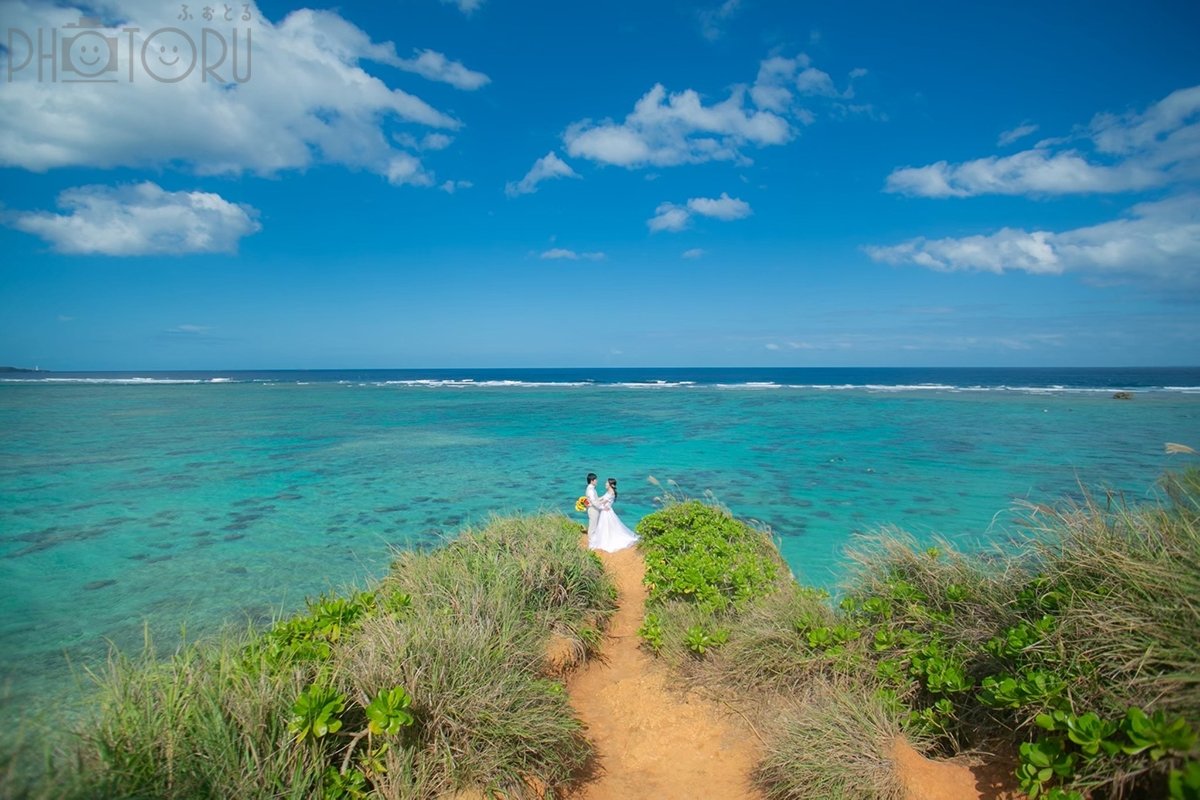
1 370 1197 707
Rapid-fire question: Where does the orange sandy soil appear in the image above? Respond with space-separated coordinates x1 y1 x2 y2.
562 540 1023 800
893 740 1023 800
564 544 764 799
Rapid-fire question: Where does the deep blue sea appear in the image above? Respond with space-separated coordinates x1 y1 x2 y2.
2 367 1198 708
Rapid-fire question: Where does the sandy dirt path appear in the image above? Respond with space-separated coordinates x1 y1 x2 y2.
565 545 765 800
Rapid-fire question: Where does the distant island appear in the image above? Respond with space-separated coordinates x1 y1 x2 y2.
0 366 39 372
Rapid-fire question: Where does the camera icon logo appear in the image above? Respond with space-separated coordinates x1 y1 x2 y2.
61 17 118 81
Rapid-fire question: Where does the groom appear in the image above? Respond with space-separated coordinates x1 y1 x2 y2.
585 472 601 537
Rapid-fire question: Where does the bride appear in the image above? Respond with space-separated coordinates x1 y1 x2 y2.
589 478 639 553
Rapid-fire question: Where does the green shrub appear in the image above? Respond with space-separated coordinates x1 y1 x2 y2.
638 500 784 612
635 500 786 666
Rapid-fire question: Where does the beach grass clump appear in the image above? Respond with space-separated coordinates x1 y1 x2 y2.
755 678 925 800
2 513 615 800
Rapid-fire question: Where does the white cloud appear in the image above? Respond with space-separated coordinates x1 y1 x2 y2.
750 55 806 112
998 122 1039 147
795 67 838 97
384 153 434 187
0 2 464 187
422 133 455 151
166 324 211 335
687 192 752 220
865 194 1200 287
506 152 580 197
648 203 691 233
564 82 792 168
698 0 741 41
441 0 484 14
554 55 872 173
10 182 261 255
649 193 751 232
887 85 1200 197
765 342 781 350
395 49 490 90
682 247 706 259
394 132 455 152
540 248 605 260
750 54 869 115
1090 85 1200 157
885 150 1163 198
439 180 473 193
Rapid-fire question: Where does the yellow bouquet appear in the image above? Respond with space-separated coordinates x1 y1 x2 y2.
574 496 590 513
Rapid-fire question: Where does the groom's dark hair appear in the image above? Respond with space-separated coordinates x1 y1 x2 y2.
587 473 597 484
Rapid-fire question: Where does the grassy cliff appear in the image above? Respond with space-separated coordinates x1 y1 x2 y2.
2 515 616 799
634 470 1200 799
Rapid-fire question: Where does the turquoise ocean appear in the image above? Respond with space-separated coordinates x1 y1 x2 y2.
2 367 1198 708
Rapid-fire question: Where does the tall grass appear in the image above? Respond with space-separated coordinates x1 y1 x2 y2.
1021 491 1200 720
756 678 928 800
2 625 320 800
1 514 615 799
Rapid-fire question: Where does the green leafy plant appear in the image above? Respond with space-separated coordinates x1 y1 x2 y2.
358 742 390 779
289 683 346 742
979 669 1066 711
1016 575 1065 613
684 624 729 656
1121 707 1197 761
308 592 375 642
1017 738 1078 800
806 626 834 649
1036 710 1119 757
1170 761 1200 800
861 596 892 620
875 658 906 684
885 578 927 604
638 612 664 652
906 697 956 738
872 628 897 651
1042 788 1084 800
382 591 412 615
923 656 972 695
365 686 415 736
323 766 369 800
830 623 861 644
985 615 1055 661
945 583 969 603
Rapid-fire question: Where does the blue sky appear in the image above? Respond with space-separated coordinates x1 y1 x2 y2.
1 0 1198 369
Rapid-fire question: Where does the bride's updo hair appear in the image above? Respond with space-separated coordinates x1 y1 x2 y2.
607 478 617 498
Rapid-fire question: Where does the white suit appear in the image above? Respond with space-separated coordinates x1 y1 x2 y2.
586 482 603 536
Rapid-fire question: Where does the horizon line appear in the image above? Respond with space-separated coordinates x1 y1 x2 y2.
5 364 1199 373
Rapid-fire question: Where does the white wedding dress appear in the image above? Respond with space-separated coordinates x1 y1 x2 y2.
589 491 639 553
